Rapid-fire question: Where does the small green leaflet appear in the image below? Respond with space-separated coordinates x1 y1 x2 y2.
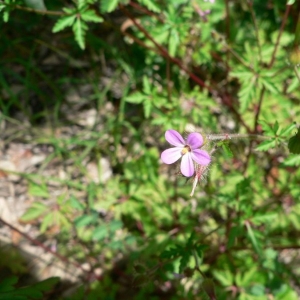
73 18 88 50
100 0 119 13
256 121 297 152
20 202 48 222
282 155 300 167
52 5 103 50
222 143 233 158
256 139 277 151
288 128 300 154
138 0 160 12
52 15 76 33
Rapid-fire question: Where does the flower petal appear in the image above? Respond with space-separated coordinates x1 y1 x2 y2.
161 147 182 164
191 149 211 165
165 130 185 147
187 132 203 149
181 153 194 177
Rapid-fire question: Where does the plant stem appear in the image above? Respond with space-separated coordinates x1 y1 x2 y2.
268 3 292 68
120 4 251 132
14 4 64 16
119 4 209 90
248 1 262 62
254 86 265 132
206 133 268 140
294 66 300 82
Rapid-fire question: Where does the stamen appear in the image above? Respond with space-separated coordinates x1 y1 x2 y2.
181 145 191 155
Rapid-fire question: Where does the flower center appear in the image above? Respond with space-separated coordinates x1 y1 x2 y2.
181 145 191 155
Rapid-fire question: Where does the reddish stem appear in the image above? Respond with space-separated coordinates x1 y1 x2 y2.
268 4 292 68
119 4 252 132
119 4 209 90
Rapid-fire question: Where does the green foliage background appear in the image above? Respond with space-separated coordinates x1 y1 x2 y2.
0 0 300 299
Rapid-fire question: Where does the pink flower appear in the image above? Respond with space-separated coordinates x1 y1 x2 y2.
161 129 211 177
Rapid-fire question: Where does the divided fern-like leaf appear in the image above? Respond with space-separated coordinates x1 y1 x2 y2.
81 10 103 23
100 0 119 13
138 0 160 12
52 15 76 33
73 18 88 50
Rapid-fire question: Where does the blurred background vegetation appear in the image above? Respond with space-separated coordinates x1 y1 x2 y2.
0 0 300 299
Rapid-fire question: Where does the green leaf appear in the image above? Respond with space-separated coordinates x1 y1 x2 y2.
282 154 300 166
238 77 256 112
24 0 46 10
256 139 277 151
40 213 53 233
0 276 18 292
259 120 275 135
138 0 160 12
273 120 280 134
227 225 242 248
100 0 119 13
251 213 277 225
168 28 179 57
288 129 300 154
73 18 88 49
213 269 233 286
108 220 123 232
143 98 152 118
32 277 60 293
81 10 103 23
281 123 296 137
161 246 182 258
52 15 76 33
28 181 49 198
124 92 145 104
179 251 190 273
92 225 109 241
142 76 151 95
221 143 233 158
74 214 97 227
245 222 262 257
287 0 295 4
2 10 9 22
20 202 48 222
70 195 85 210
77 0 87 9
260 78 280 94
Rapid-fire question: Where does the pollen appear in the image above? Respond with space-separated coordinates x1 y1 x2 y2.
181 145 191 155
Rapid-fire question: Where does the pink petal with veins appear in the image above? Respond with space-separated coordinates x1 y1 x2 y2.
181 153 195 177
191 149 211 165
165 130 185 147
186 132 203 149
161 147 182 164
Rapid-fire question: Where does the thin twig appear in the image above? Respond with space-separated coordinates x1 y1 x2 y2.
243 86 266 175
119 4 209 90
14 4 64 16
294 66 300 83
254 86 265 132
268 4 292 68
226 47 255 72
120 4 252 132
224 0 231 72
247 1 262 62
